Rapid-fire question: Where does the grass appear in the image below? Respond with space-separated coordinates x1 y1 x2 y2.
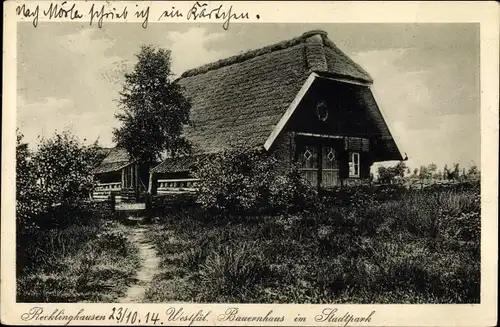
17 220 141 302
144 182 480 303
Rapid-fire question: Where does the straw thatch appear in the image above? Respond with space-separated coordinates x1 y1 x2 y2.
92 147 132 174
176 30 380 156
150 153 213 174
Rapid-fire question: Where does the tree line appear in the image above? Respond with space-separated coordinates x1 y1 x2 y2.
376 161 480 184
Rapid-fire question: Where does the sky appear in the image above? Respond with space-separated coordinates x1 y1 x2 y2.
16 23 480 171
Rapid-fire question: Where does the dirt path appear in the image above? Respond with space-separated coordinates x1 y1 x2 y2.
118 226 160 303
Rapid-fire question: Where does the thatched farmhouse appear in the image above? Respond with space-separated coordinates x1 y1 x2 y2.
94 30 404 198
92 147 149 201
149 30 404 194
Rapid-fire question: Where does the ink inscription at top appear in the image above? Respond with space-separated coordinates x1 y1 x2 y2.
15 1 259 30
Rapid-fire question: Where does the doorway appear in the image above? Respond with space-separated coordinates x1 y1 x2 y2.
297 141 340 189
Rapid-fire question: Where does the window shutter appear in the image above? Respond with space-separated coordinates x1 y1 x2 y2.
362 138 370 152
345 137 370 152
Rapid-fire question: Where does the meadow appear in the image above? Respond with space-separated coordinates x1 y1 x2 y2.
16 205 141 303
144 182 480 304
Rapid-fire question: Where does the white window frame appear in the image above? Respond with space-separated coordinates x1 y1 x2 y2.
349 152 360 178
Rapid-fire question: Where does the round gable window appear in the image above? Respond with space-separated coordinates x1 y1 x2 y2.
316 101 328 122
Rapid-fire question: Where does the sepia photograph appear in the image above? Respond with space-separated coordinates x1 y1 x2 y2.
2 2 498 326
14 21 483 305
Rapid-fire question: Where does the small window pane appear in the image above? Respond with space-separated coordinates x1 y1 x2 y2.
349 152 360 177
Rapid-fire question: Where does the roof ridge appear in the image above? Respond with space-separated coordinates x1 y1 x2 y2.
304 32 328 72
180 30 329 78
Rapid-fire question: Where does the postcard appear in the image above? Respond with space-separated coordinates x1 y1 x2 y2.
2 1 498 326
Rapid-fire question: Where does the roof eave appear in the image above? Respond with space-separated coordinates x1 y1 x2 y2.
92 162 133 174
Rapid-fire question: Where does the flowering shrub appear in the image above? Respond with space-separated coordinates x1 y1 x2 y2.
16 131 102 229
193 147 317 215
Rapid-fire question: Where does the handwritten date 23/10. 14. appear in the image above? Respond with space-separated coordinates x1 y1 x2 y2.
109 308 147 324
108 307 212 325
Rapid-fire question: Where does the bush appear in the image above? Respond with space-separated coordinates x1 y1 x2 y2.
193 147 317 215
268 166 318 213
16 131 102 230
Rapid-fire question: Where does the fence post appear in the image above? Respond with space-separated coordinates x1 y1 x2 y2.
110 192 116 212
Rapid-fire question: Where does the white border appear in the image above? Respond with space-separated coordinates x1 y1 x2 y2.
2 1 498 326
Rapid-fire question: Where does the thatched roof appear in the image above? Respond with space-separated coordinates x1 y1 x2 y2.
177 30 385 155
151 153 213 174
92 147 132 174
95 147 113 158
154 30 402 173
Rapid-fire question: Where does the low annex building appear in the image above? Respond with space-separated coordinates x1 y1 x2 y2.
91 147 149 201
150 30 405 194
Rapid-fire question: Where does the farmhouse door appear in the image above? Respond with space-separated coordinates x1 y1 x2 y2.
321 146 339 188
298 144 340 189
298 145 319 186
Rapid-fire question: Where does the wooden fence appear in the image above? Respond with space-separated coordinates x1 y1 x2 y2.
156 178 200 195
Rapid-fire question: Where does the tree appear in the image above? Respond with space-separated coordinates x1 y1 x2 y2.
435 170 443 180
377 166 390 183
377 161 407 184
426 163 438 180
467 164 480 180
16 130 33 196
418 165 431 181
394 161 407 178
16 130 43 229
453 163 460 176
113 45 191 169
413 168 419 176
443 163 460 181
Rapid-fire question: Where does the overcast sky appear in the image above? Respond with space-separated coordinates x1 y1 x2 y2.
17 23 480 171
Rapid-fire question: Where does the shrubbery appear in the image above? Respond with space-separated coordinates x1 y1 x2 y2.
16 130 102 230
193 147 317 215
